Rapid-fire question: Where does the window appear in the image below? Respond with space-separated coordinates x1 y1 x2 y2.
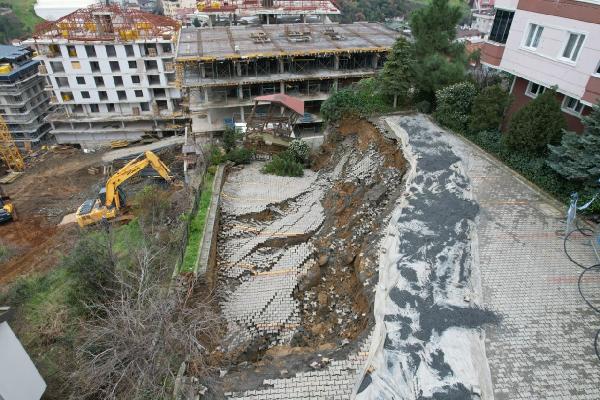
596 61 600 75
148 75 160 85
66 45 77 57
90 104 100 113
145 60 158 70
76 76 85 85
85 45 96 57
561 33 585 62
162 43 172 53
99 91 108 101
525 81 545 98
114 76 123 86
81 91 90 99
71 61 81 69
107 103 115 112
128 60 137 69
55 77 69 87
106 45 116 57
125 45 134 57
50 61 64 73
94 76 105 87
109 61 120 72
74 104 84 113
132 75 140 84
489 9 514 44
90 61 100 72
135 90 143 97
524 23 543 49
562 96 584 115
117 90 127 100
140 102 150 111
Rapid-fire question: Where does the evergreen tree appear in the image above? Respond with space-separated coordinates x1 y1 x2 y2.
410 0 467 103
547 103 600 185
502 88 566 154
377 37 415 108
469 84 511 133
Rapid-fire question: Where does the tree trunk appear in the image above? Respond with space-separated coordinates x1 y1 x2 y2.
393 94 398 109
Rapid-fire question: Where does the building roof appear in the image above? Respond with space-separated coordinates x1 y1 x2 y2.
32 3 179 42
0 45 30 62
176 22 399 61
255 94 304 115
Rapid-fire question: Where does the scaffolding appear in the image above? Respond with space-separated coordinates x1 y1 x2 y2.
0 116 24 171
32 4 180 42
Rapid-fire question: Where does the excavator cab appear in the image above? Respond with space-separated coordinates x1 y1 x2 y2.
98 187 126 209
0 186 15 223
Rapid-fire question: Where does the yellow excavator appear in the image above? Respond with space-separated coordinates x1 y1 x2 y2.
76 151 172 227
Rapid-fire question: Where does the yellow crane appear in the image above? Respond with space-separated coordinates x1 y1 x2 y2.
0 115 24 172
76 150 172 227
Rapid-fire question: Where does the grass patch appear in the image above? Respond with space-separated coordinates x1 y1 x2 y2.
179 171 215 274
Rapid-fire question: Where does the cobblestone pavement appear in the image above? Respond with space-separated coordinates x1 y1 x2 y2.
384 115 600 399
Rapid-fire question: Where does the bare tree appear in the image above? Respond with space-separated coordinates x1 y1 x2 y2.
71 239 223 400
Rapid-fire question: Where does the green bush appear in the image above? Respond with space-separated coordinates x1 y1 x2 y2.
208 144 225 166
434 81 477 132
262 151 304 177
226 147 254 165
321 78 389 123
469 84 511 133
503 88 566 154
222 127 236 153
287 139 310 164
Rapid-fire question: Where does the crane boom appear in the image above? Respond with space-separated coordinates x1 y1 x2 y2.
105 151 172 209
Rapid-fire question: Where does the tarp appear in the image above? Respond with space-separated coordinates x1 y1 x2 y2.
254 93 305 116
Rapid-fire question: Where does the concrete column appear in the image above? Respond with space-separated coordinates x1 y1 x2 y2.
200 63 206 78
203 87 209 102
334 54 339 70
266 15 270 25
240 106 245 122
236 61 242 77
279 58 284 74
207 111 213 127
238 84 244 100
280 81 285 94
333 78 338 92
208 15 213 27
372 53 380 69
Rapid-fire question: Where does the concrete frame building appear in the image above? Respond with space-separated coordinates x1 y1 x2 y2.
481 0 600 132
25 4 186 148
175 23 398 136
0 45 52 150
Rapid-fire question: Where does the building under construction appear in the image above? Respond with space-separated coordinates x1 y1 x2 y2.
175 22 399 136
23 4 186 148
0 45 52 151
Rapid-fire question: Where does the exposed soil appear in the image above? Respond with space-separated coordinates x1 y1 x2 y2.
0 149 102 284
221 117 407 392
0 145 187 285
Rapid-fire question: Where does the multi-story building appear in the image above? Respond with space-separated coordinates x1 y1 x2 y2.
0 45 52 150
481 0 600 132
24 4 186 148
175 22 398 136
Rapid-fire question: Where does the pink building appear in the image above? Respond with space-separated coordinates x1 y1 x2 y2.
481 0 600 133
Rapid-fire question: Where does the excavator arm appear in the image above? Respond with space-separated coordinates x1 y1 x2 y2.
104 151 172 209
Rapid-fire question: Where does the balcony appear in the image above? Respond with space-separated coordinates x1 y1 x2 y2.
480 41 505 67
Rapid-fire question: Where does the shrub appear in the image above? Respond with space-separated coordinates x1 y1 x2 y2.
321 78 389 123
469 84 511 133
226 147 254 165
287 139 310 164
207 144 224 166
222 127 236 153
262 151 304 177
502 88 566 154
434 81 477 132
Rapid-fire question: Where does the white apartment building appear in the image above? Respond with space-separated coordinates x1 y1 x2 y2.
481 0 600 132
24 4 186 147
